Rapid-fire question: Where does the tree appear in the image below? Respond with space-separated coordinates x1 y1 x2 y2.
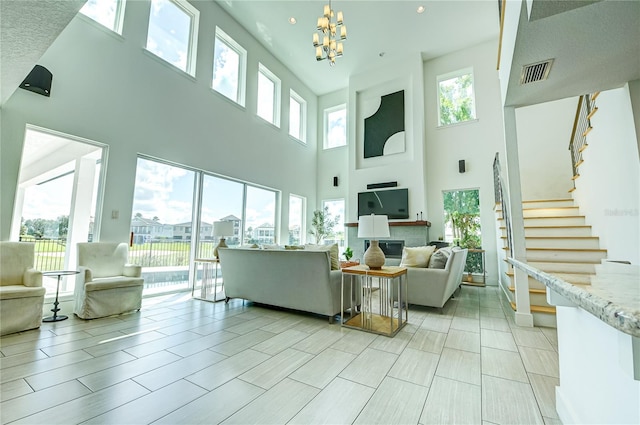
443 189 481 248
57 215 69 238
135 212 143 218
439 73 474 125
309 207 340 244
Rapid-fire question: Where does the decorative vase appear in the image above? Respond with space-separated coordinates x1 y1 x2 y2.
213 238 228 258
363 240 385 270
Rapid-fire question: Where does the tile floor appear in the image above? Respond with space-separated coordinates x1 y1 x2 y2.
0 285 561 424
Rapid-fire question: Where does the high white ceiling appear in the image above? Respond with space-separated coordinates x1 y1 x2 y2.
216 0 501 95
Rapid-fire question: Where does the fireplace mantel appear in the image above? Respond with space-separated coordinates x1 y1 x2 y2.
345 220 431 228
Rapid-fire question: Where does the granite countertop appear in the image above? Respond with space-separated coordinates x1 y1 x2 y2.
507 259 640 338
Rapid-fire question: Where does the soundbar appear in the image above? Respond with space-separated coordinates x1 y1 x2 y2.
366 181 398 190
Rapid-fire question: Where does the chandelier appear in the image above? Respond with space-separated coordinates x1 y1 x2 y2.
312 1 347 66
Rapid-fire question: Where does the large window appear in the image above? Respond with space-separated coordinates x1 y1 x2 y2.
257 63 281 127
324 104 347 149
212 27 247 106
288 195 305 245
443 189 483 277
245 186 277 245
80 0 126 34
437 67 477 126
289 90 306 142
146 0 199 76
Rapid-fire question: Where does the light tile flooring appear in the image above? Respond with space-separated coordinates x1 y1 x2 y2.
0 285 561 424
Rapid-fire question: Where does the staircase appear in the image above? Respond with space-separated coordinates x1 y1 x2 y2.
495 198 606 327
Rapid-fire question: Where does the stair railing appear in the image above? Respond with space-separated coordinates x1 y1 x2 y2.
568 92 599 191
493 152 513 258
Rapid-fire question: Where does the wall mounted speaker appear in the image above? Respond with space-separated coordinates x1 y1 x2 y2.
459 160 466 173
19 65 53 97
333 176 339 187
367 181 398 190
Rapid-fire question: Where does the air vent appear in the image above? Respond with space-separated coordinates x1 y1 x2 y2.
520 59 554 85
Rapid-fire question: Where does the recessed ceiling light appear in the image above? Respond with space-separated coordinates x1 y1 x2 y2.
417 5 425 14
289 17 297 24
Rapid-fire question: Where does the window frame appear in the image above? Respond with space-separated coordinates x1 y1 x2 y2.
256 63 281 128
436 67 477 127
212 27 247 107
146 0 200 76
323 103 347 150
289 89 307 143
79 0 127 34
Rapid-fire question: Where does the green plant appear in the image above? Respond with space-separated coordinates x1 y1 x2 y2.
308 206 339 244
343 247 353 261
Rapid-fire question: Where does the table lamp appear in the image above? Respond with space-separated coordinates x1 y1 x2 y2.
213 220 234 258
358 214 390 270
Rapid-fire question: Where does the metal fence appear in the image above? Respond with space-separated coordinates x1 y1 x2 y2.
19 236 66 271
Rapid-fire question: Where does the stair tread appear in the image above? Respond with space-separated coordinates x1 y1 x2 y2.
499 225 591 229
502 246 606 252
500 235 599 239
508 286 546 294
505 271 594 282
510 301 556 314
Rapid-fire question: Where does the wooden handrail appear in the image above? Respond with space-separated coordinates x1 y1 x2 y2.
568 95 584 150
496 0 507 70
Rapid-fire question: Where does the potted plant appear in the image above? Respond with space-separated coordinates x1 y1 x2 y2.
340 246 359 268
343 247 353 261
309 206 339 244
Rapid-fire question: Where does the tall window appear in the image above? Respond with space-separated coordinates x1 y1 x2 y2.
289 90 306 142
288 195 305 245
146 0 199 76
443 189 483 276
257 63 281 127
245 186 277 245
80 0 126 34
212 27 246 106
322 199 345 249
437 67 477 126
324 104 347 149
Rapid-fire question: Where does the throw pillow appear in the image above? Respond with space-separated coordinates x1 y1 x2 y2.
305 243 340 270
399 245 436 268
428 247 452 269
262 244 282 250
285 245 305 250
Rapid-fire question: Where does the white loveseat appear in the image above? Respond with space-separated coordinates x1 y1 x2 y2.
400 246 468 309
0 242 46 335
218 248 348 322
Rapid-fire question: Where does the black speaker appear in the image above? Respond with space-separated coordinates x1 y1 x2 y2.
333 176 339 187
459 160 466 173
367 181 398 190
19 65 53 97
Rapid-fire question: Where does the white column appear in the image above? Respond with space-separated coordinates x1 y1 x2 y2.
10 187 26 240
64 157 96 288
503 106 533 327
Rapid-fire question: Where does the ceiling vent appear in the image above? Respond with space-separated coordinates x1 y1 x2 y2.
520 59 554 85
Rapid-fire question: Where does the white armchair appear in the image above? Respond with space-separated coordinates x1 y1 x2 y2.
0 242 46 335
74 242 144 319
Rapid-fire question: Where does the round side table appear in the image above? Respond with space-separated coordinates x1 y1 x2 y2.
42 270 79 322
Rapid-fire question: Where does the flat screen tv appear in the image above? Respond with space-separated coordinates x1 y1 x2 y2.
358 188 409 219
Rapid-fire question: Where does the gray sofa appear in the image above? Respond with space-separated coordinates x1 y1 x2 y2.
218 248 347 322
394 246 468 309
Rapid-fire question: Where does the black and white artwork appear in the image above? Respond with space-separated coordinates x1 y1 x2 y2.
363 90 405 158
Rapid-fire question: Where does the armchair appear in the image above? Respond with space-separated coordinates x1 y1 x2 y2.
74 242 144 319
0 242 46 335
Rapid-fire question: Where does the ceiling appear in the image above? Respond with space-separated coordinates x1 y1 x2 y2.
0 0 85 105
1 1 637 107
216 0 501 95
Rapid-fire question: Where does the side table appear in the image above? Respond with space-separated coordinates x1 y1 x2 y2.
42 270 79 322
193 258 223 302
341 265 408 337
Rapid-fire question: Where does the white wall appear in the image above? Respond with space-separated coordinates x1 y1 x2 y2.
347 55 426 223
0 0 318 243
572 85 640 264
515 97 576 200
424 40 505 286
316 88 349 214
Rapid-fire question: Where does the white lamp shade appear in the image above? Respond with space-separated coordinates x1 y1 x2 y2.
357 214 390 239
213 221 234 237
